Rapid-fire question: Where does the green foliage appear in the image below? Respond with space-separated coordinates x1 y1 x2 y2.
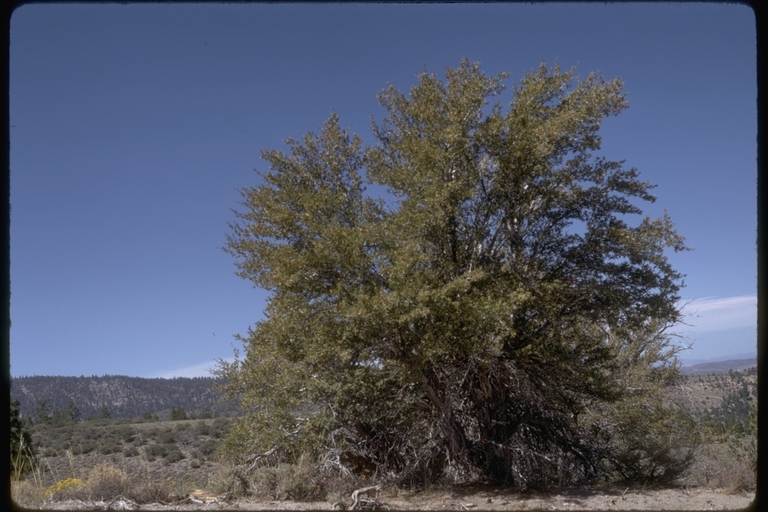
220 60 689 488
51 408 72 426
194 422 211 436
98 442 122 455
145 443 169 461
158 430 176 444
10 396 37 479
171 406 188 421
702 382 756 432
164 447 185 464
34 398 52 425
86 462 128 500
100 405 112 419
67 399 81 422
257 455 324 501
198 439 219 458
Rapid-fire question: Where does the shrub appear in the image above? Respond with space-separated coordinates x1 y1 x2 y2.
194 422 211 436
128 478 173 504
11 479 46 508
99 442 122 455
75 425 101 441
251 453 323 502
685 439 755 492
71 440 97 455
86 463 128 500
115 425 136 442
684 411 757 493
198 439 219 457
123 446 140 457
46 478 87 501
145 444 163 461
211 417 230 438
171 407 188 421
174 422 191 432
206 466 252 499
158 431 176 444
145 426 162 438
165 448 185 464
42 447 59 457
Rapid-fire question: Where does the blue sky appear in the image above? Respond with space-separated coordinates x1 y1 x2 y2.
9 3 757 378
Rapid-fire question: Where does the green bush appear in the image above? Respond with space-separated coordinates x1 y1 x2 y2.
71 440 97 455
211 417 230 438
194 422 211 436
174 422 191 432
123 446 140 457
251 454 323 501
145 443 166 460
86 463 127 500
114 425 136 442
144 426 162 439
171 407 188 421
98 442 121 455
158 431 176 444
165 448 185 464
198 439 218 458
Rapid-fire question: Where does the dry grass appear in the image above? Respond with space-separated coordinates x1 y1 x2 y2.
11 479 47 508
127 476 175 504
84 462 129 500
680 438 756 493
249 454 325 502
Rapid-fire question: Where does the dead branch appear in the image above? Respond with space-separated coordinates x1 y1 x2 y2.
351 484 382 510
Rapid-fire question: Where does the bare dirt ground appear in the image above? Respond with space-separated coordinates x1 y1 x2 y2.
38 484 756 511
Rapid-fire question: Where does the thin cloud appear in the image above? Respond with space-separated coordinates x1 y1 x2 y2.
679 295 757 333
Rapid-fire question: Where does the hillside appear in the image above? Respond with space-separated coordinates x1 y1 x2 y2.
667 366 757 424
10 375 239 420
680 357 757 375
11 355 756 421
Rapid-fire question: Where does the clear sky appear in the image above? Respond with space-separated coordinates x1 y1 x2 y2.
9 3 757 378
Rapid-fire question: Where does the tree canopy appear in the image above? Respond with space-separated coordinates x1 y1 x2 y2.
217 60 693 488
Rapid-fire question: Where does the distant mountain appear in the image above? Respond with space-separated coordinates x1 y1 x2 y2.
680 352 758 367
680 357 758 375
10 375 239 420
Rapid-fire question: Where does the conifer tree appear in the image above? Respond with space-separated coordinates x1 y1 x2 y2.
218 60 693 488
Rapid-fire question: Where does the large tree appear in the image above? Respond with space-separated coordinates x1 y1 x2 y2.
218 60 693 488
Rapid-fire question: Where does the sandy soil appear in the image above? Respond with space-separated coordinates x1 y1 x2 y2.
38 485 756 511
